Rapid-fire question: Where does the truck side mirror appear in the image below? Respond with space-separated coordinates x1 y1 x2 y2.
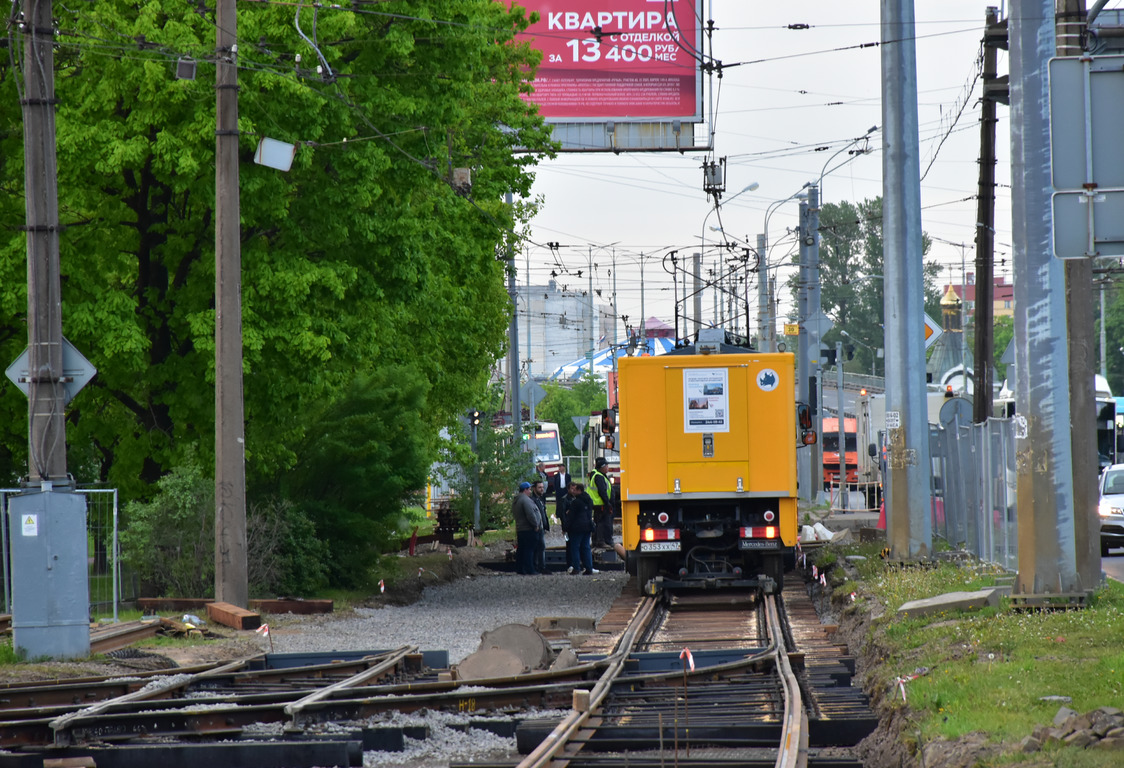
868 443 877 457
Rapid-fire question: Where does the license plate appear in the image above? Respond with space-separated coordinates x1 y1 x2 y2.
640 541 681 552
739 540 780 550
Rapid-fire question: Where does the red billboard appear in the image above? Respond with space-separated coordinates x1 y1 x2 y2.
517 0 703 121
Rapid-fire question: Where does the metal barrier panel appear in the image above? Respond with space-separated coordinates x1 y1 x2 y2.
1 488 122 621
926 418 1018 570
82 489 120 622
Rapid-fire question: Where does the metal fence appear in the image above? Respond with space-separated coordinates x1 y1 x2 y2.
929 417 1019 571
1 488 131 621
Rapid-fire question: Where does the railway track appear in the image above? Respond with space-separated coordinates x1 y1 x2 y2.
0 573 874 767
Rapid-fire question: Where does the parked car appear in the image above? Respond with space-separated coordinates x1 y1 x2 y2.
1097 464 1124 556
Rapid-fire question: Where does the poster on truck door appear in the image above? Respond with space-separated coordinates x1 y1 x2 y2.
683 368 729 433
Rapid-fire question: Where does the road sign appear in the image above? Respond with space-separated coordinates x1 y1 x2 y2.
519 380 547 409
6 337 97 405
784 323 799 336
924 313 943 350
803 311 834 340
1048 54 1124 258
571 415 589 432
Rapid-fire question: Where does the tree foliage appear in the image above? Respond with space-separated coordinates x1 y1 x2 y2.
441 417 528 533
798 197 940 376
278 368 432 589
534 376 609 457
0 1 554 499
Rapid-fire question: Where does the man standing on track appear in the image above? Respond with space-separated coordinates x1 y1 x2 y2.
511 481 540 575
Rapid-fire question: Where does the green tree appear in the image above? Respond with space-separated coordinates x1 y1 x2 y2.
0 1 554 497
279 368 431 589
440 416 528 533
992 315 1015 387
803 197 939 376
535 376 609 455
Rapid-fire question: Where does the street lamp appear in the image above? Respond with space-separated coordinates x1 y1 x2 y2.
815 125 879 199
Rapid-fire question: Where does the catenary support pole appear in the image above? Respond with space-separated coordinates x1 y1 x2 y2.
836 342 847 513
806 187 824 505
881 0 933 559
757 234 770 351
1057 0 1099 590
507 192 521 441
1009 0 1079 595
797 199 813 501
215 0 248 607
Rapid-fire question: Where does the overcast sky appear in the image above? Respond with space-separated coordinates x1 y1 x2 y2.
517 1 1017 349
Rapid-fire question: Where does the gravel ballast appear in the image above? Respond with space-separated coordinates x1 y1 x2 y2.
268 545 628 664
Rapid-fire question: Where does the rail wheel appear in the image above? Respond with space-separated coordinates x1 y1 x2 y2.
636 555 659 595
762 553 785 593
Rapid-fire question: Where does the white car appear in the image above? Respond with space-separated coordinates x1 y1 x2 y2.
1097 464 1124 556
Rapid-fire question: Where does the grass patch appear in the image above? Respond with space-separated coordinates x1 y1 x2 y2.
825 541 1124 765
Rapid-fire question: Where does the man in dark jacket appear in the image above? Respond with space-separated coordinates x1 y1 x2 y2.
547 466 572 527
511 481 540 575
564 481 596 575
588 457 613 549
532 479 550 574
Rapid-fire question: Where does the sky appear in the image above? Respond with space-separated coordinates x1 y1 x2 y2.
516 0 1017 358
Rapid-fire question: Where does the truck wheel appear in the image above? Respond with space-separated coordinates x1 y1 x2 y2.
624 549 637 576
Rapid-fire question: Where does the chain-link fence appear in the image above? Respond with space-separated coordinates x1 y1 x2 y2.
1 488 133 621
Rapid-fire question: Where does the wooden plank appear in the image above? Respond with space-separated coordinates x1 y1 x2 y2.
206 601 261 631
249 598 333 615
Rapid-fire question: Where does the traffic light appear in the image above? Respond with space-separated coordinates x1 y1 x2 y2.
470 409 481 426
844 344 855 361
822 347 837 366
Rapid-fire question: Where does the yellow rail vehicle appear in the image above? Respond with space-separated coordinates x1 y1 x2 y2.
618 333 801 595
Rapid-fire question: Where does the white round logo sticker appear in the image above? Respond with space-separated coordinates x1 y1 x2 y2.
757 369 779 392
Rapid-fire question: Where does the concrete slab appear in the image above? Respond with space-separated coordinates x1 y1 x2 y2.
478 623 551 670
896 588 1004 620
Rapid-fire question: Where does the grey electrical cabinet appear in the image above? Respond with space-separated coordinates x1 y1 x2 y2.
8 491 90 659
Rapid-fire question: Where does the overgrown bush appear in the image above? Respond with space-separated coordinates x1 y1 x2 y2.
120 461 214 597
121 460 330 597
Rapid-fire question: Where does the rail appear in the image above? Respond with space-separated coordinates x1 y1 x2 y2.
517 596 660 768
767 594 808 768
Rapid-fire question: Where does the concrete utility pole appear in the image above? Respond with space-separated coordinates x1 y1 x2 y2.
1057 0 1100 590
22 0 67 484
587 246 595 375
757 234 770 351
214 0 248 608
797 198 812 501
806 187 824 504
1009 0 1080 595
693 254 703 336
973 7 1005 423
836 341 847 513
10 0 90 660
881 0 933 559
507 192 521 440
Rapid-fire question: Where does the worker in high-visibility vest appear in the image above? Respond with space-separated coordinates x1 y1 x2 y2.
588 457 616 552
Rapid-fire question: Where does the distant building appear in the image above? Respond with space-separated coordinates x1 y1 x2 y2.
941 273 1014 319
500 280 615 380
